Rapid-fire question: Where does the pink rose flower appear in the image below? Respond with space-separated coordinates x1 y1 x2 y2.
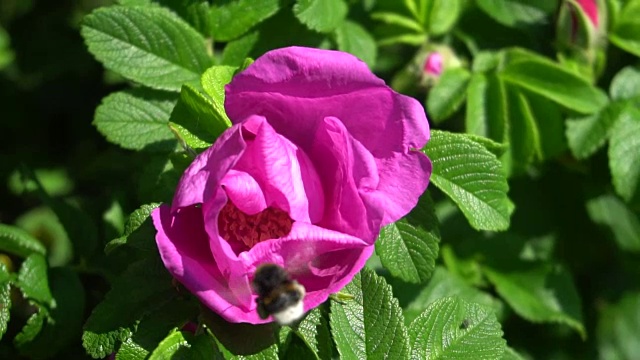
423 52 443 76
152 47 432 324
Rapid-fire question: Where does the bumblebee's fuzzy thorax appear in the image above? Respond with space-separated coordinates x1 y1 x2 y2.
252 264 306 325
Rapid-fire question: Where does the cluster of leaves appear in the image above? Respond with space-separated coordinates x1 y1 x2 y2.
1 0 639 359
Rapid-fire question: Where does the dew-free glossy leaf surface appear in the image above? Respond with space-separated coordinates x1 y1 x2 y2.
330 268 409 359
93 89 177 152
377 193 440 284
408 296 506 359
82 6 212 91
423 130 512 231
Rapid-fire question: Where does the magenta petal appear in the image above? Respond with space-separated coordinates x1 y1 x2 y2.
235 115 324 223
152 205 253 322
225 46 430 158
172 124 246 212
369 151 432 226
221 169 267 215
309 116 384 243
202 189 255 311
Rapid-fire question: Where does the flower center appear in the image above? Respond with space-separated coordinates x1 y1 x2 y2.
218 201 293 249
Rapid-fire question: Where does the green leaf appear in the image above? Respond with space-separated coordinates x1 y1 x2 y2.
8 168 74 197
221 32 259 66
587 194 640 252
155 0 211 36
507 87 542 170
483 265 585 338
465 134 508 158
378 33 427 47
0 25 14 70
201 309 279 358
293 0 348 33
0 223 47 258
609 106 640 201
376 193 440 284
15 268 86 359
609 1 640 57
82 258 175 359
289 308 332 359
500 52 609 113
502 346 526 360
466 73 490 136
103 199 125 241
15 207 72 268
597 292 640 360
105 203 161 254
610 66 640 100
408 296 506 359
423 130 513 231
472 51 501 73
93 88 178 152
526 92 566 160
81 6 212 91
201 65 236 121
137 156 182 203
403 266 504 325
16 253 54 308
371 12 424 33
0 264 11 341
465 73 508 142
117 297 199 360
13 305 48 347
335 21 377 69
210 0 280 42
566 102 624 159
426 0 462 35
330 267 409 359
148 330 222 360
121 203 161 239
476 0 556 27
427 67 472 123
169 84 231 152
20 165 99 259
279 331 320 360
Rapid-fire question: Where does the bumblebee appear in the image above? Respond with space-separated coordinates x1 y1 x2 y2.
252 263 306 325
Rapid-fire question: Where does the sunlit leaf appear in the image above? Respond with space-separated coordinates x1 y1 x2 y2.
408 296 506 359
376 193 440 284
423 130 513 231
93 88 177 152
330 268 409 359
82 6 212 91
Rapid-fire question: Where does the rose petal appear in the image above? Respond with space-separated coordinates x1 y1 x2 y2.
225 46 430 225
172 124 246 212
225 46 430 158
235 115 324 223
221 169 267 215
153 204 252 322
202 188 255 311
369 151 432 226
309 116 384 242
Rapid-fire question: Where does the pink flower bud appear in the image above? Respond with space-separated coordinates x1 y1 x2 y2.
423 52 443 76
576 0 599 28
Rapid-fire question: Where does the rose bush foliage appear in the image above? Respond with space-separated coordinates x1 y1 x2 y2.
152 47 432 323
